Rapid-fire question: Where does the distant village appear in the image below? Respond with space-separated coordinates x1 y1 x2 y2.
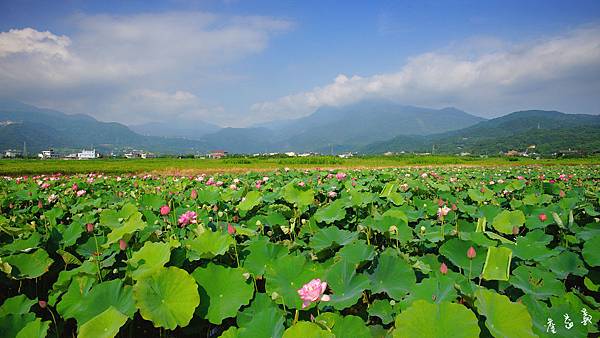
0 144 584 160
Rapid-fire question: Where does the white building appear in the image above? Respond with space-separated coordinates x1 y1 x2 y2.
4 149 22 158
77 149 98 160
38 149 59 159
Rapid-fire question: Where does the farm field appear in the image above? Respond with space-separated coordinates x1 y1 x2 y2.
1 166 599 337
1 155 599 175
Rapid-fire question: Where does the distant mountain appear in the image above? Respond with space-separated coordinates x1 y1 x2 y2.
363 110 600 154
0 100 209 154
268 100 485 152
129 120 221 140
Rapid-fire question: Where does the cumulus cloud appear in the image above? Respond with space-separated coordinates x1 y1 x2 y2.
252 26 600 121
0 12 291 124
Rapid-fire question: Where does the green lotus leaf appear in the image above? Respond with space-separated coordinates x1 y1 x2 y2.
192 263 254 324
197 187 221 204
128 241 171 280
336 239 376 265
0 313 36 338
439 239 484 278
238 191 262 214
139 194 164 210
548 292 599 337
475 288 537 338
380 183 405 206
282 321 335 338
405 275 458 304
58 279 135 326
265 254 324 309
507 229 556 261
78 306 128 338
492 210 525 234
393 300 480 338
241 236 288 276
56 275 95 319
185 229 235 260
0 295 36 317
133 266 200 329
15 318 50 338
282 182 314 208
3 249 54 279
468 188 494 202
0 232 41 255
323 259 370 310
310 226 357 252
582 235 600 266
481 246 512 281
367 299 396 325
540 250 588 279
314 199 347 224
236 293 285 338
369 248 416 300
509 265 565 299
314 313 370 338
104 211 146 247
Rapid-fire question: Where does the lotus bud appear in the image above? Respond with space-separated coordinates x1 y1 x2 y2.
467 246 476 259
440 262 448 275
38 300 47 309
538 213 547 222
242 272 250 280
119 239 127 250
271 291 280 300
86 223 94 233
227 223 236 235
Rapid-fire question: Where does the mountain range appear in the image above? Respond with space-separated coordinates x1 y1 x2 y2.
0 99 598 156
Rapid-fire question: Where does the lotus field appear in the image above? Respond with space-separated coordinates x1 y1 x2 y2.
1 166 600 338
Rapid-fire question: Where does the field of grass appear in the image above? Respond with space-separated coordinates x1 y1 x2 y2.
1 155 599 175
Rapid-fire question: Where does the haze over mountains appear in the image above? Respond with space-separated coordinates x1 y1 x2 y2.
1 99 598 156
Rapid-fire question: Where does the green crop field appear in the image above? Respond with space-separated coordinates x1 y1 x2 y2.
1 165 599 337
1 155 599 175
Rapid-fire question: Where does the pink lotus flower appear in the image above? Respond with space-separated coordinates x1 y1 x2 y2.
41 183 50 189
72 183 78 191
328 191 337 198
298 181 305 187
336 172 346 180
297 278 330 309
160 205 170 215
255 182 262 189
76 190 86 197
229 184 238 190
178 211 197 227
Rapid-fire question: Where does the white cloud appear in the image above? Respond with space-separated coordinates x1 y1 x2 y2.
252 26 600 121
0 12 291 124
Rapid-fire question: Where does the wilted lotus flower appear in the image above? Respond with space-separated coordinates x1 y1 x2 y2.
160 205 170 215
437 206 451 219
178 211 197 227
76 190 86 197
47 194 58 203
297 278 330 309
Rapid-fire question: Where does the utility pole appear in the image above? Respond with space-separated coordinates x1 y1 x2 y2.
23 142 27 158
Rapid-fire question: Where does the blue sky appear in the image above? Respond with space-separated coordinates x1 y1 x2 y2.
1 0 599 126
